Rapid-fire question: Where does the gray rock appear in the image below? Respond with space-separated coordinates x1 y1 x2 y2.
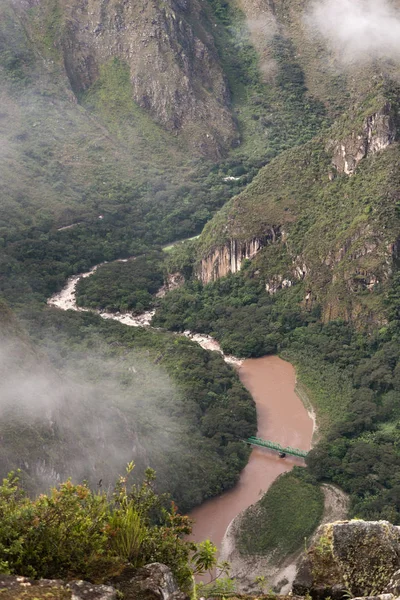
0 575 117 600
68 580 117 600
110 562 188 600
384 569 400 595
352 595 395 600
330 103 396 175
293 520 400 599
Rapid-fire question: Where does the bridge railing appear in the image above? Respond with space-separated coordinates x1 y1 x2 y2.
245 436 308 458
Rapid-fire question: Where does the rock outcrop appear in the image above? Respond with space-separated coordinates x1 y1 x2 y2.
198 231 279 284
0 575 117 600
293 520 400 600
0 564 187 600
111 563 187 600
55 0 236 156
331 103 397 175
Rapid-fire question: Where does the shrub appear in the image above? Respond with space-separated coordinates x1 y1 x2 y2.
0 464 199 589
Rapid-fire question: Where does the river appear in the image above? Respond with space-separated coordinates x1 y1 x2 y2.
47 260 314 560
189 356 314 552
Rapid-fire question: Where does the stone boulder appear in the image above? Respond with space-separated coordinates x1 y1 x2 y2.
110 563 188 600
0 575 117 600
293 520 400 599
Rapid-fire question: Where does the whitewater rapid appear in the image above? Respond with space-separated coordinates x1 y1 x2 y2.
47 261 242 366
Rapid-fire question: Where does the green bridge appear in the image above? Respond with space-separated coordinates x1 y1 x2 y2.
246 436 308 458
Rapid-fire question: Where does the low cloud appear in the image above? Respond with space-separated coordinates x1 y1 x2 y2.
0 335 183 493
305 0 400 64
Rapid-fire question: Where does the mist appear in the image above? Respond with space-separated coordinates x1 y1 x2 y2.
246 14 278 79
0 334 185 494
305 0 400 64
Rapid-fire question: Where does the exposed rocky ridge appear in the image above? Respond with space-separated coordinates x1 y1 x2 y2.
198 232 280 284
0 563 187 600
293 520 400 599
110 563 187 600
197 99 400 323
27 0 236 156
330 103 397 176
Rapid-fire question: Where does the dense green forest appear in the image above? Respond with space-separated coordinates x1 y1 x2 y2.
153 270 313 357
75 252 165 313
0 302 256 513
153 265 400 523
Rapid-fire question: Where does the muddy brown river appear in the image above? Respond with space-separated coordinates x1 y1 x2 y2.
189 355 314 551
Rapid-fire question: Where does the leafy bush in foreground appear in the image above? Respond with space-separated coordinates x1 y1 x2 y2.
0 464 198 588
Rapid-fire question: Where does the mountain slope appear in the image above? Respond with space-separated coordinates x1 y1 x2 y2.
196 86 400 323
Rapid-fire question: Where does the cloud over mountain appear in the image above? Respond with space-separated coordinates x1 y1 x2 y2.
306 0 400 63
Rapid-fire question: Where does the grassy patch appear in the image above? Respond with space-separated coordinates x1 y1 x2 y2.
283 349 355 431
237 469 324 561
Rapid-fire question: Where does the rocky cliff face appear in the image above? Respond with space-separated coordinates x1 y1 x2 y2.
198 232 280 284
293 520 400 600
198 211 399 322
48 0 236 156
331 103 397 176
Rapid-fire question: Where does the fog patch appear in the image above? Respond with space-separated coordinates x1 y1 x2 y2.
245 14 278 79
0 334 184 493
305 0 400 64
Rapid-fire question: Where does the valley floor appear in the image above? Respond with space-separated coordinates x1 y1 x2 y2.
220 484 349 594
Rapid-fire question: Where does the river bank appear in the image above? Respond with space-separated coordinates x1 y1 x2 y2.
220 483 348 594
47 263 243 361
189 356 314 562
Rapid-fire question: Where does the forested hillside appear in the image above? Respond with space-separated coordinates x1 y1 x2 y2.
0 300 256 512
151 0 400 524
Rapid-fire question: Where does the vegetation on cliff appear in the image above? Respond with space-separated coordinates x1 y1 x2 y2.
0 464 209 589
153 272 312 357
197 91 400 322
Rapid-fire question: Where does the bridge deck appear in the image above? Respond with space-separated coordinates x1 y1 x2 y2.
246 436 308 458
